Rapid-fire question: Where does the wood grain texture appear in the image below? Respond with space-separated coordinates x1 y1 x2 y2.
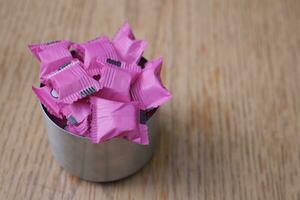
0 0 299 199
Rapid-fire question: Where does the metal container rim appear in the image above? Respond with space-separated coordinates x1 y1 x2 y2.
40 103 157 144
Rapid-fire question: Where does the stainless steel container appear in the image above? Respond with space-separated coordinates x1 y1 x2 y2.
41 106 156 182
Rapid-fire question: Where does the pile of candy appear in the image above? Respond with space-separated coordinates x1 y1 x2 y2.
29 23 171 145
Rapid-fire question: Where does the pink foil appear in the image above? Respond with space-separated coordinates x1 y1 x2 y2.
72 37 118 76
90 97 140 144
65 117 90 136
99 58 142 82
28 40 73 83
32 86 64 118
61 99 90 125
73 36 142 79
97 66 132 102
29 24 171 144
113 22 147 64
123 124 149 145
46 59 101 104
131 58 171 109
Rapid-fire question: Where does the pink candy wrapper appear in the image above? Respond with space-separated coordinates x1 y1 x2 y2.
45 59 101 104
65 117 90 136
99 58 142 81
131 58 171 109
90 97 147 144
123 124 149 145
72 37 118 76
113 22 147 65
30 22 171 145
61 99 90 125
32 85 64 118
98 66 132 102
28 40 73 83
73 36 142 80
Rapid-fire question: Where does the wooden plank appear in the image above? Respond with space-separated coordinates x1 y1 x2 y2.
0 0 299 199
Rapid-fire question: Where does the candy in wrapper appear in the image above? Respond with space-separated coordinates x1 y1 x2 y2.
65 117 90 136
32 85 64 118
99 58 142 81
28 40 71 61
73 36 142 79
28 40 73 83
61 99 90 125
44 59 79 79
45 59 101 104
113 22 147 64
97 66 132 102
29 23 171 144
72 37 118 76
131 58 171 109
96 54 143 102
90 97 142 144
122 124 149 145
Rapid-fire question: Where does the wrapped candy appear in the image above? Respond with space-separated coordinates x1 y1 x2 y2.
45 59 101 104
113 22 147 64
72 37 118 76
65 117 90 136
61 99 90 125
73 36 142 80
30 22 171 145
32 85 64 118
28 40 73 83
130 58 171 109
90 97 141 143
98 58 142 81
97 66 132 102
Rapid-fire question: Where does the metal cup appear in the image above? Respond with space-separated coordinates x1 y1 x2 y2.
41 105 156 182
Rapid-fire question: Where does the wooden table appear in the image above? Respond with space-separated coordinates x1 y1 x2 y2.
0 0 299 199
